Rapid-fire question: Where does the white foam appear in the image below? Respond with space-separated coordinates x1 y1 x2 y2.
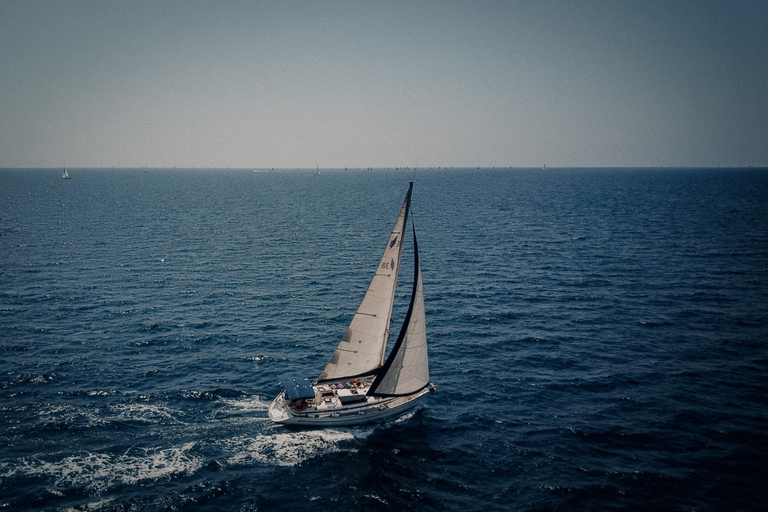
395 411 416 423
220 429 359 467
86 390 112 397
364 494 389 505
37 403 109 428
242 355 267 362
107 403 186 424
219 395 271 413
63 498 114 511
35 402 187 429
2 442 203 495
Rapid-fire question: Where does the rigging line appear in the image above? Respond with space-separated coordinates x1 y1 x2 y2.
410 169 419 222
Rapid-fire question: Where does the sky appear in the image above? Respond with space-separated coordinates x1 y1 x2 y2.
1 0 766 169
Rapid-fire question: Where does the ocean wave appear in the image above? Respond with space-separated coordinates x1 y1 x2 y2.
2 168 767 510
0 371 59 388
24 400 189 433
179 388 243 401
219 430 359 467
106 403 187 425
218 395 271 413
0 442 203 495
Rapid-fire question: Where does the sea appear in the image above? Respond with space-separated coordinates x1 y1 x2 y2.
1 167 767 511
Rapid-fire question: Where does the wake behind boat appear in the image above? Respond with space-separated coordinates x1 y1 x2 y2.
269 181 435 426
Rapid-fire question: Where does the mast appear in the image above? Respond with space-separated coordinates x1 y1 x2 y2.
317 182 414 383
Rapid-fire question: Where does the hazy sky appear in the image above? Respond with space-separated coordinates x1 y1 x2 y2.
1 0 766 168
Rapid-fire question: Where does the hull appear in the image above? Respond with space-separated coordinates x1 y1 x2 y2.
268 385 434 427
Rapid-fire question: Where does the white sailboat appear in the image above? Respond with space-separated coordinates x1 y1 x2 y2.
62 168 70 179
268 181 435 426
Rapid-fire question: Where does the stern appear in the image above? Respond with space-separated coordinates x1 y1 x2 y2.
268 394 291 423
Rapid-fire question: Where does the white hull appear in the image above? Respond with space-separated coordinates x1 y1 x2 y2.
268 385 434 427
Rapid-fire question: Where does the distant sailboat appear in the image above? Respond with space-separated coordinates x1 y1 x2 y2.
62 168 71 179
269 181 435 426
542 164 547 172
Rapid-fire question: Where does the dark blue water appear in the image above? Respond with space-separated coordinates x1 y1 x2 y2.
1 168 767 511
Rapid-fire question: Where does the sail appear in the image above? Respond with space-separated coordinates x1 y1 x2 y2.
368 224 429 397
317 182 413 383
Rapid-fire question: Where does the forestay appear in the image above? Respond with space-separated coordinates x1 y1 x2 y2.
317 183 413 383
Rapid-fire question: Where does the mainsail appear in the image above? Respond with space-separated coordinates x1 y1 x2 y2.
317 183 413 383
368 223 430 397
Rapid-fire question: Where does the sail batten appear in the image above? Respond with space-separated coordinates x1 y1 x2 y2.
317 183 413 383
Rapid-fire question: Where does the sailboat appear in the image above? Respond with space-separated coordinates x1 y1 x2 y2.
268 181 435 426
62 168 71 179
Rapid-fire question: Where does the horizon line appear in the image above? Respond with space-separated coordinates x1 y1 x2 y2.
1 165 766 171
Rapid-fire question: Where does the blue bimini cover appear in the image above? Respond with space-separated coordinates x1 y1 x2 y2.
278 372 315 400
